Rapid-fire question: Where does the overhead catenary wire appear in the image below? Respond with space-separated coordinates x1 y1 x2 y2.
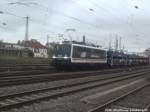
6 1 133 33
6 1 109 45
87 0 129 24
70 0 107 27
8 1 104 30
70 0 149 48
0 0 149 51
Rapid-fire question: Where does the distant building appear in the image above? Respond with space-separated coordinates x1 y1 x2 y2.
21 39 48 58
145 48 150 56
0 42 32 57
0 42 24 49
144 48 150 64
5 43 24 49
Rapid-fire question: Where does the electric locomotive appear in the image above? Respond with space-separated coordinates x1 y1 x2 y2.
52 41 149 70
52 41 107 69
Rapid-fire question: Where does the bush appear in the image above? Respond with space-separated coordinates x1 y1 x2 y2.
0 56 50 65
47 48 53 58
21 48 34 57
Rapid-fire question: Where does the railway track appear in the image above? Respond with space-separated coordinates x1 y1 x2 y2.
0 64 49 67
145 104 150 111
100 80 150 112
0 69 56 77
0 64 148 77
0 66 149 87
0 67 150 111
0 64 148 72
88 83 150 112
0 64 52 72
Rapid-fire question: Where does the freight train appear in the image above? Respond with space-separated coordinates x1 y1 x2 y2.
51 41 149 70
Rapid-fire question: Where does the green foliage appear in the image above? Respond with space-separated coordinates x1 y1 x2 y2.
47 48 53 58
0 48 34 58
0 41 3 47
21 48 34 57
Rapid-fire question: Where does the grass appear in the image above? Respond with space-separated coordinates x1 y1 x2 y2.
0 56 51 65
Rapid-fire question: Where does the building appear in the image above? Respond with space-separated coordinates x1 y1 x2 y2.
144 48 150 64
0 41 31 57
0 41 24 49
145 48 150 56
21 39 48 58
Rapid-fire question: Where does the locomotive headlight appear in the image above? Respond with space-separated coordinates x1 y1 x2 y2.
64 54 68 59
64 57 68 59
52 55 56 58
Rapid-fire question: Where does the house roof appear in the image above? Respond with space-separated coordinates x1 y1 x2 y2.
22 40 46 49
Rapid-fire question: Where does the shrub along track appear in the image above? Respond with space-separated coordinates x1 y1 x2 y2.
0 66 150 111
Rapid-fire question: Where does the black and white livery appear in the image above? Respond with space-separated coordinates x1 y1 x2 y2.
52 41 149 70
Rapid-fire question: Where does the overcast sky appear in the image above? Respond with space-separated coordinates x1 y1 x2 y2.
0 0 150 52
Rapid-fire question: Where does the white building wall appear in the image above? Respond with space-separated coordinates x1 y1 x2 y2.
33 48 48 58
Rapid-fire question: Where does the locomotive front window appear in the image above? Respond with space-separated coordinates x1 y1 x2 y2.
54 44 71 57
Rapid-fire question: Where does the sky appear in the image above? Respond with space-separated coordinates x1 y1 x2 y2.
0 0 150 52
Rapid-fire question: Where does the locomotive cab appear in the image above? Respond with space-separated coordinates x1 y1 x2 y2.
52 43 72 69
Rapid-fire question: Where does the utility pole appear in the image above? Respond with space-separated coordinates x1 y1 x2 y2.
83 35 86 44
66 28 76 42
115 37 118 51
123 44 125 50
25 16 29 41
47 35 49 44
119 37 122 50
109 40 112 50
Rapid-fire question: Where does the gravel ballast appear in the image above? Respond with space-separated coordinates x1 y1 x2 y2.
4 76 150 112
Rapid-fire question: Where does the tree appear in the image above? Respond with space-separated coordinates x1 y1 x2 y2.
47 48 53 58
21 48 34 57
